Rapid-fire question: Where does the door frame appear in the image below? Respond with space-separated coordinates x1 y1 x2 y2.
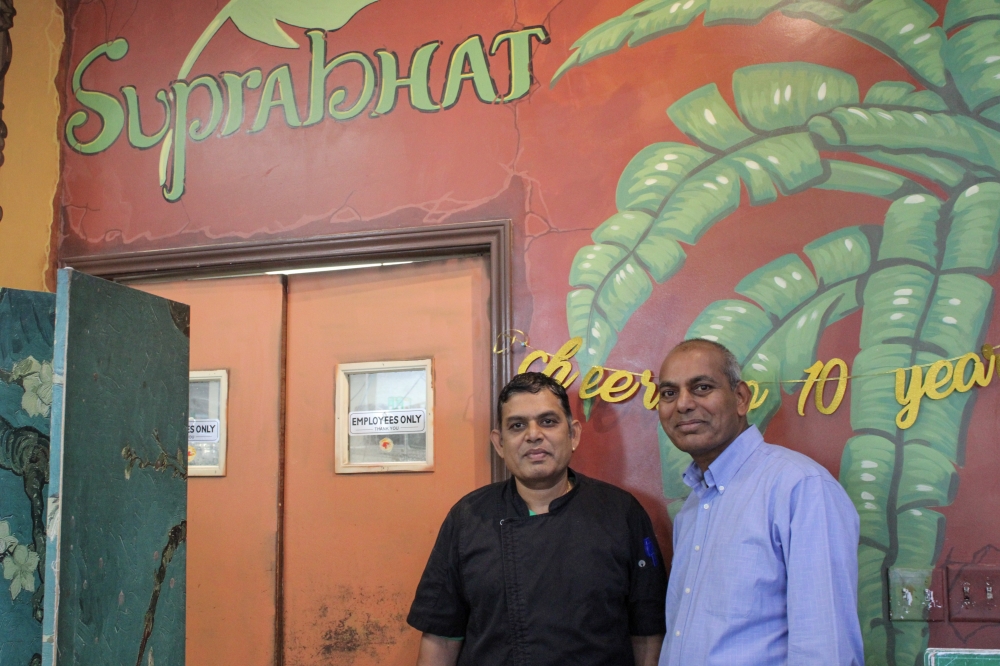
60 218 513 480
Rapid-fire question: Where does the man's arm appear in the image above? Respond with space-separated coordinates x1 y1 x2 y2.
416 634 462 666
786 476 864 666
631 634 664 666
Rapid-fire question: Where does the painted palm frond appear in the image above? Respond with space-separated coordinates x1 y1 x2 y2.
567 62 928 380
551 0 945 89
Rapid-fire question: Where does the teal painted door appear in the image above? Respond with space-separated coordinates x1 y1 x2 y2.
0 289 56 666
42 270 189 666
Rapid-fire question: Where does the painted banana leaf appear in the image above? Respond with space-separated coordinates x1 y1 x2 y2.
552 0 946 89
566 62 926 379
841 183 1000 666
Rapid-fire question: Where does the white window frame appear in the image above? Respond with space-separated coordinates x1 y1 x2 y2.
188 369 229 477
335 359 434 474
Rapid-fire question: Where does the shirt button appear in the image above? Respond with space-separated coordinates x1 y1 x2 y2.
719 485 725 492
684 587 691 594
675 630 681 637
694 545 700 551
703 503 710 510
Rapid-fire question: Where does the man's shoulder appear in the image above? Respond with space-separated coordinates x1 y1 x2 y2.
578 472 640 504
756 441 838 485
449 480 506 514
575 472 649 519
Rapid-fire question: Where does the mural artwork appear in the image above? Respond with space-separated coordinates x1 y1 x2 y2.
554 1 1000 664
0 289 54 666
57 0 1000 664
43 270 189 666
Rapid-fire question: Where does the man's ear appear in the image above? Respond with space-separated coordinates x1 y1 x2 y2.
734 381 752 417
570 419 582 452
490 429 504 457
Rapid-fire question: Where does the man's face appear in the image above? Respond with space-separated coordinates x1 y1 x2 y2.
657 343 751 466
490 390 581 488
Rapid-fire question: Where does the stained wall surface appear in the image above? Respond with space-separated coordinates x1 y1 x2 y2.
0 0 63 291
57 1 1000 663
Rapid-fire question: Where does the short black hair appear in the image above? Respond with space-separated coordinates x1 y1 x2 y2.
496 372 573 425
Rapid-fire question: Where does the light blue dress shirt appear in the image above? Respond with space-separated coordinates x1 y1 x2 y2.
659 425 864 666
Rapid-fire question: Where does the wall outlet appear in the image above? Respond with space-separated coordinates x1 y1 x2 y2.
947 564 1000 622
889 567 946 621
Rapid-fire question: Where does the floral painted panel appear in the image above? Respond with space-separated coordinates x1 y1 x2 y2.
0 289 56 666
42 270 189 666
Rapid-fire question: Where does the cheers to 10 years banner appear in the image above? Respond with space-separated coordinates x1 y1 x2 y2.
507 335 999 430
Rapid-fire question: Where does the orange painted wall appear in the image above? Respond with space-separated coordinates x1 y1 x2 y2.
282 258 492 664
137 276 285 666
0 0 62 290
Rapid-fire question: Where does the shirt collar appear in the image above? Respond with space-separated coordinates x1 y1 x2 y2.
681 425 763 493
506 468 581 517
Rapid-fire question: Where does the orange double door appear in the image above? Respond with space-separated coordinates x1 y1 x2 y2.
139 256 493 665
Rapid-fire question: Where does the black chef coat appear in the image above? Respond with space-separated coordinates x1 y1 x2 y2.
407 470 667 666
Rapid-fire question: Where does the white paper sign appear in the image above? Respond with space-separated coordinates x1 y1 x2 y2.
188 418 221 443
349 409 427 435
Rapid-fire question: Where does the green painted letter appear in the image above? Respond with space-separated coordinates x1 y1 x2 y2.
221 69 263 136
491 26 549 102
327 53 376 121
373 43 440 115
442 35 497 109
121 87 171 149
251 65 303 133
65 39 129 155
163 75 224 202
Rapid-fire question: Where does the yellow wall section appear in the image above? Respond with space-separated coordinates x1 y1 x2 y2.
0 0 63 291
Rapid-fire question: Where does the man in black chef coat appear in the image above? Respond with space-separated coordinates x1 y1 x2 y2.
407 372 666 666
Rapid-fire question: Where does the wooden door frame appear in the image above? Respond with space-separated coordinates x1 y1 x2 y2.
60 218 514 481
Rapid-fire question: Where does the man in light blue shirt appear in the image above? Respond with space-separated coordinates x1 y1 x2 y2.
656 339 864 665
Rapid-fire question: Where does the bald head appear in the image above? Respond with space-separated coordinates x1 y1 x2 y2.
666 339 742 389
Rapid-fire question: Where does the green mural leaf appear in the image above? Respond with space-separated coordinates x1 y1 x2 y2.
876 193 942 265
653 161 741 243
817 159 927 197
944 20 1000 112
616 143 713 212
843 183 997 664
860 151 967 188
550 0 708 84
943 182 1000 272
809 107 1000 174
784 0 947 87
685 299 772 361
732 63 859 131
803 225 875 284
863 81 948 111
667 84 756 150
897 445 958 509
859 265 937 349
735 254 819 319
730 133 826 194
658 427 693 502
684 227 873 429
943 0 1000 30
841 434 895 548
919 274 992 357
553 0 946 89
